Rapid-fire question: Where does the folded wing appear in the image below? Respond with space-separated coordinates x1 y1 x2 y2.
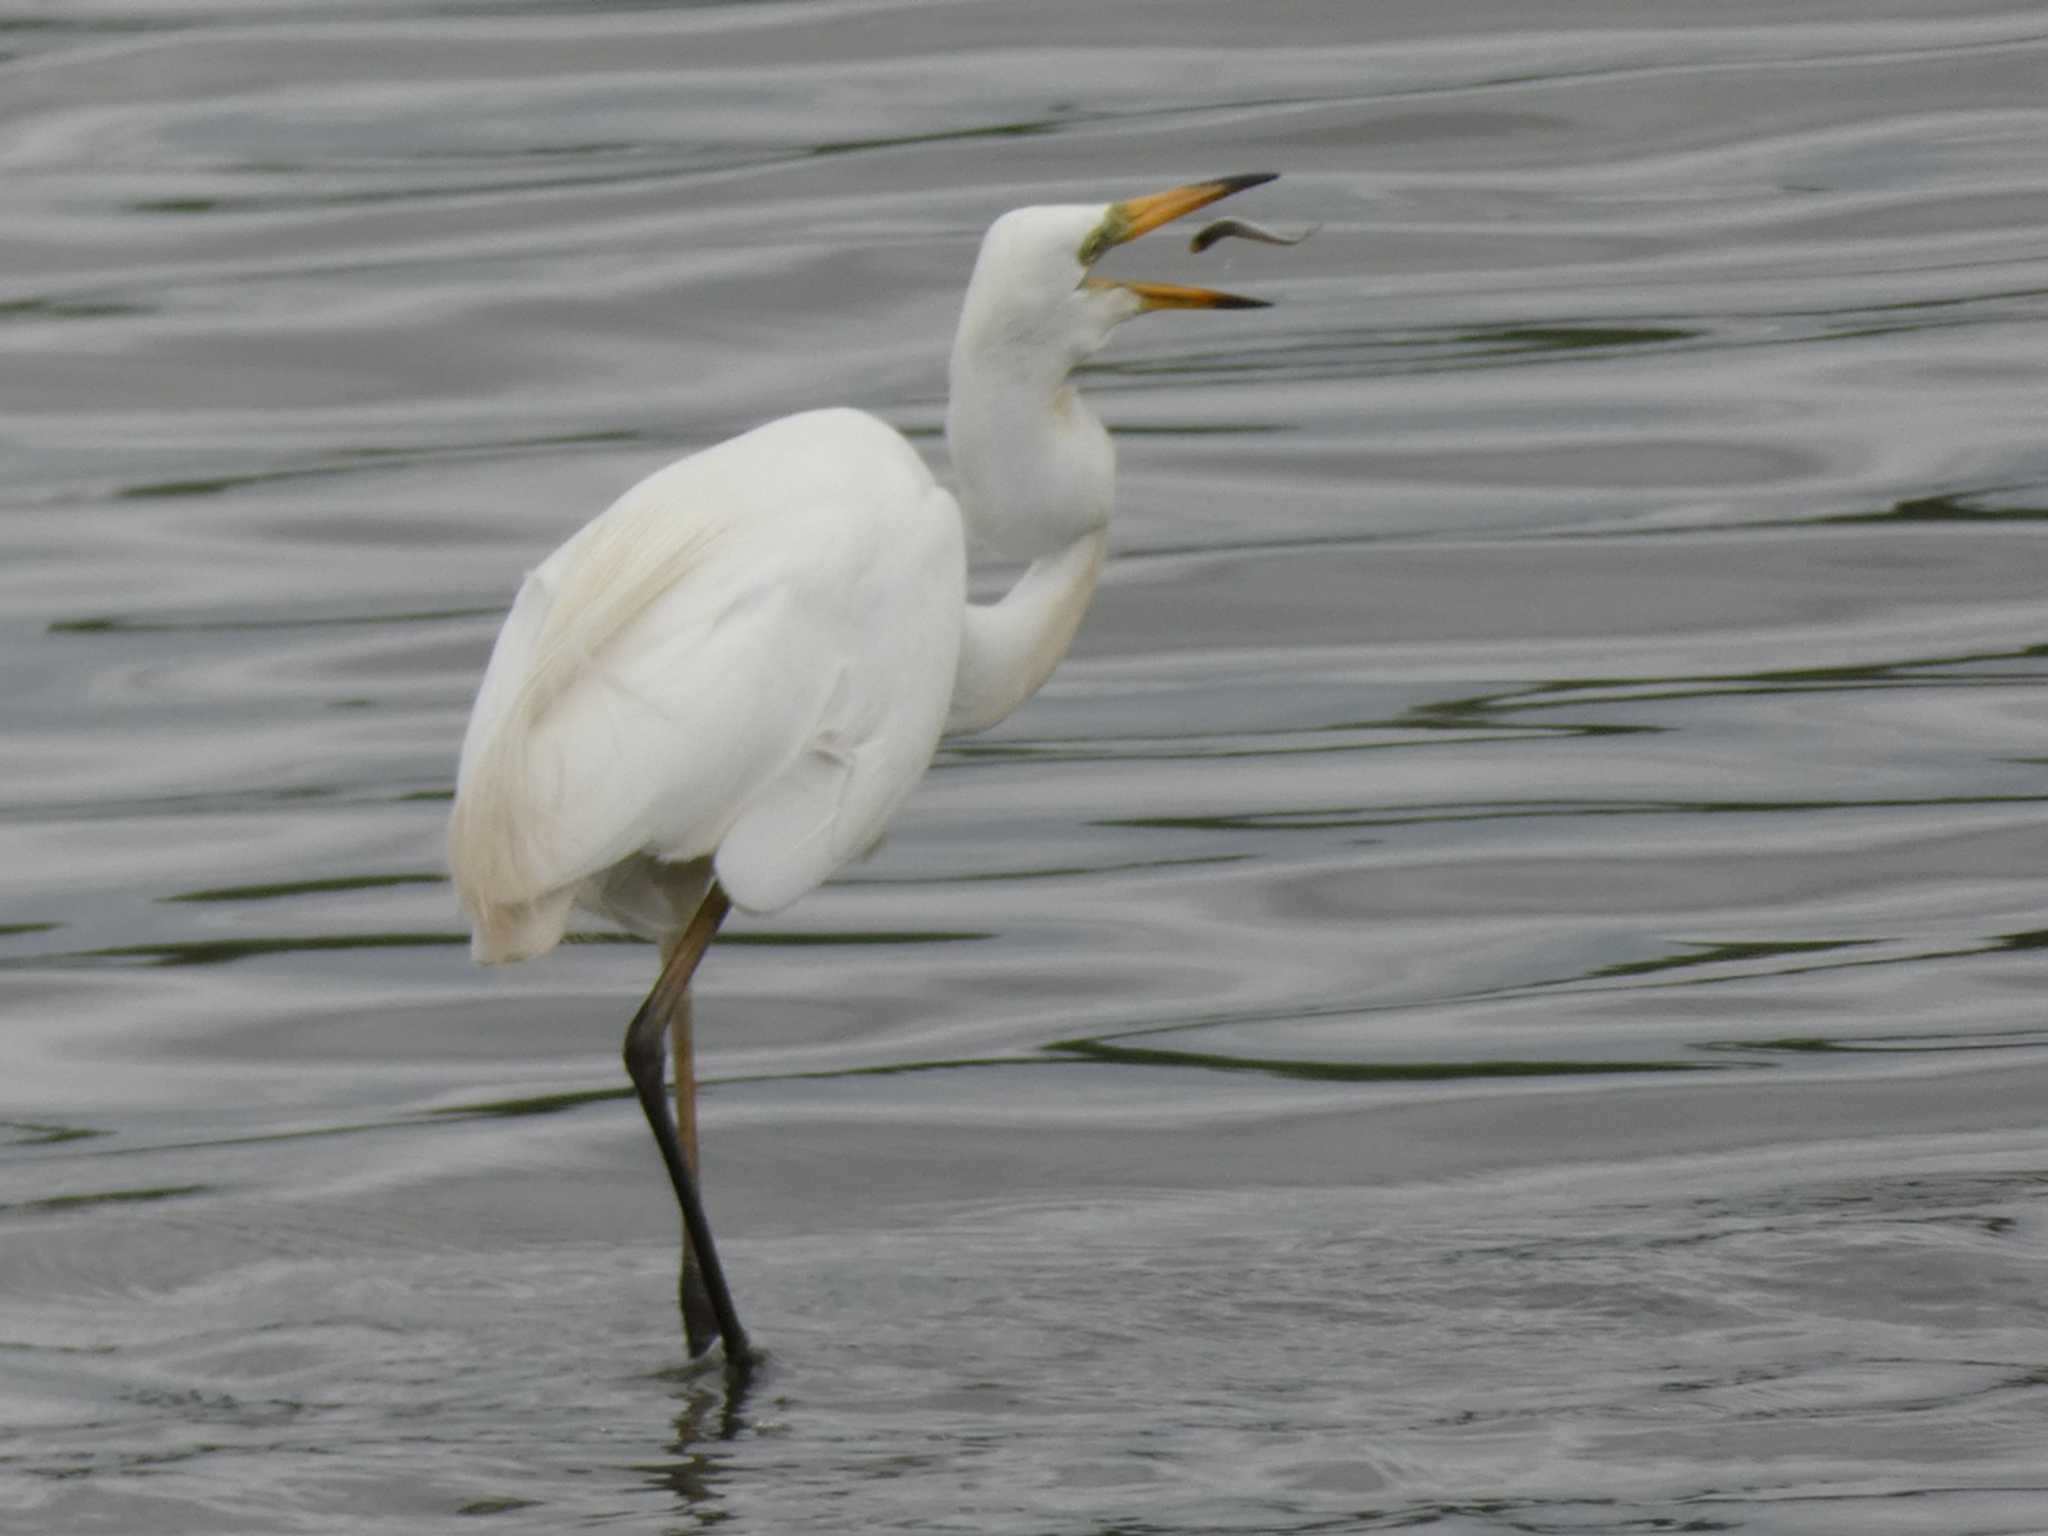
450 409 964 962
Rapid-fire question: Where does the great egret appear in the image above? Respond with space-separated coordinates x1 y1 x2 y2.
448 172 1279 1365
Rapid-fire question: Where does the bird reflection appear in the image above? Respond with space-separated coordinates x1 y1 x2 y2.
635 1351 762 1515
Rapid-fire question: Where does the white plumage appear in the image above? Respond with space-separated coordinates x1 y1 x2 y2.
450 408 961 962
445 174 1278 1365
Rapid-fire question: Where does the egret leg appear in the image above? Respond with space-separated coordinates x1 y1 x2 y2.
668 987 717 1349
622 883 748 1363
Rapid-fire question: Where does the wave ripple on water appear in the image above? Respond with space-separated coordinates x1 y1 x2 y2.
4 2 2048 1531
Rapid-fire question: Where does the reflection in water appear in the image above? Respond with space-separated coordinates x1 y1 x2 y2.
638 1353 762 1517
4 1183 210 1216
74 932 467 967
164 873 448 903
0 1120 107 1147
1045 1037 1710 1081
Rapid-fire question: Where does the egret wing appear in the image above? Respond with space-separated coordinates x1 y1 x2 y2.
450 409 963 960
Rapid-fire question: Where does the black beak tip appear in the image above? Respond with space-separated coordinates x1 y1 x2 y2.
1215 172 1281 196
1217 294 1274 310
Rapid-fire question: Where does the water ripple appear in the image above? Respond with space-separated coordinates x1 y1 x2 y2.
5 1 2048 1530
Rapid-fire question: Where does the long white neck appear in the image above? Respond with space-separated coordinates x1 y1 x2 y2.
947 526 1107 734
944 345 1115 736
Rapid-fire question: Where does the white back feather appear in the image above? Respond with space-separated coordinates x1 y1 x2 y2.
448 407 971 962
448 473 728 948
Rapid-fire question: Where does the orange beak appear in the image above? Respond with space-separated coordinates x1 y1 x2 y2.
1082 172 1278 310
1087 278 1272 312
1112 172 1279 246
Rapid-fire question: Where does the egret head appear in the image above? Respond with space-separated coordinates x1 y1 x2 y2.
953 173 1276 378
946 173 1277 561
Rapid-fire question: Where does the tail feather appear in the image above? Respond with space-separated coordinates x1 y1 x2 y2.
464 890 575 966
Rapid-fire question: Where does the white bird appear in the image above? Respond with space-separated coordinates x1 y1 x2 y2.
448 173 1278 1367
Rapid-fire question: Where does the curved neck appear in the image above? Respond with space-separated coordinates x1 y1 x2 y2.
942 305 1118 736
947 528 1107 735
946 341 1115 563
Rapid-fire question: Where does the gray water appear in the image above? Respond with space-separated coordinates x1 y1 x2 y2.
5 2 2048 1530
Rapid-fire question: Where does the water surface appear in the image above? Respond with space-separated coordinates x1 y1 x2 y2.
5 2 2048 1530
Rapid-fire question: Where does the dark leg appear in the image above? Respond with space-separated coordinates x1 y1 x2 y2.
669 988 719 1352
622 883 748 1364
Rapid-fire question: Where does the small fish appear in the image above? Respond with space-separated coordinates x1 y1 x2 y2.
1188 217 1318 255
